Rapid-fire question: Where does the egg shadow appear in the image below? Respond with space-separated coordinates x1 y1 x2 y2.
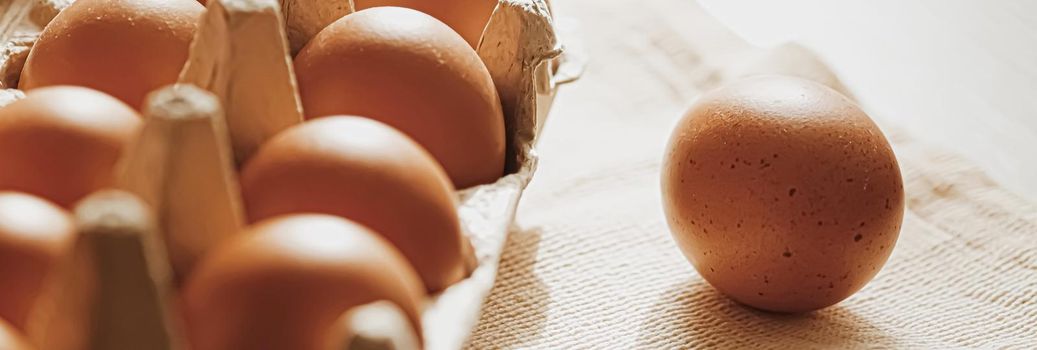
636 279 897 349
463 226 550 349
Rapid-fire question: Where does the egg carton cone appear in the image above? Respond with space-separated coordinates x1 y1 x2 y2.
0 0 584 348
28 190 183 350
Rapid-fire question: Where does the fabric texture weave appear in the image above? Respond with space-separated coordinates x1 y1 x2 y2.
465 0 1037 348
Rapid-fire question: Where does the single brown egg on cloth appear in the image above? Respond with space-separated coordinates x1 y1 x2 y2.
354 0 500 47
240 116 473 292
294 7 506 189
182 214 425 350
0 192 75 331
19 0 202 109
662 76 904 313
0 86 141 207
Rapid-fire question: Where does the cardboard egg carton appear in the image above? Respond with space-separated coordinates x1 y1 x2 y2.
0 0 582 348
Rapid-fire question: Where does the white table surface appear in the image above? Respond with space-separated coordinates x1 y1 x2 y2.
699 0 1037 202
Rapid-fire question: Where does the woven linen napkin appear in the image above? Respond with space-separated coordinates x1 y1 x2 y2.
465 0 1037 348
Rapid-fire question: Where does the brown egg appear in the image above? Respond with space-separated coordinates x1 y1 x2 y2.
354 0 499 47
294 7 506 188
662 76 904 313
0 318 32 350
0 86 141 207
0 192 74 331
19 0 203 109
183 214 425 350
241 116 470 292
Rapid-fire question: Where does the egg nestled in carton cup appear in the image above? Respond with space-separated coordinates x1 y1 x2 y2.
0 0 582 349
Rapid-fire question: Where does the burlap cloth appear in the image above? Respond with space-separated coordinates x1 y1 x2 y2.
465 0 1037 348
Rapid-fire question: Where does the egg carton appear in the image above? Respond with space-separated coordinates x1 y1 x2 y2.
0 0 583 348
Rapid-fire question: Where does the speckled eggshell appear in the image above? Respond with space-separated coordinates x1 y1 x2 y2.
0 192 74 330
240 116 470 292
19 0 203 109
353 0 499 47
183 214 425 350
661 76 904 313
293 7 506 189
0 86 142 207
